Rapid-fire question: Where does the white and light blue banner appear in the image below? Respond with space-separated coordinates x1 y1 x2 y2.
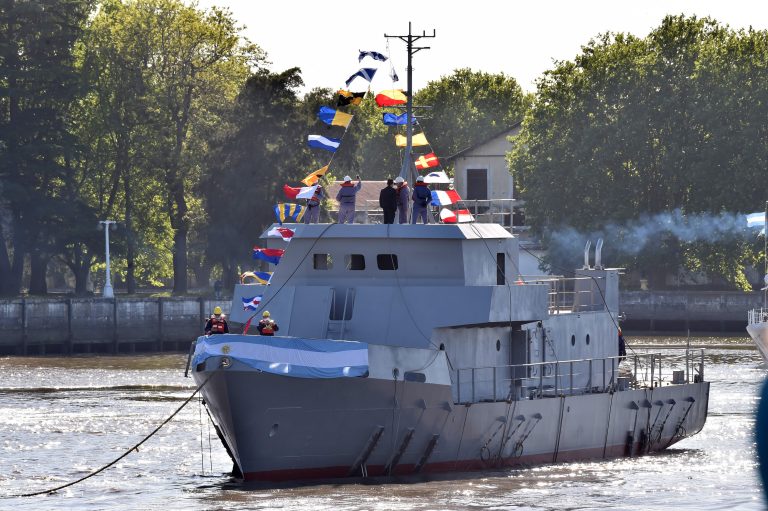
193 334 368 379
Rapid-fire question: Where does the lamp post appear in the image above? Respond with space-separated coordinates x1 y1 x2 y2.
99 220 116 298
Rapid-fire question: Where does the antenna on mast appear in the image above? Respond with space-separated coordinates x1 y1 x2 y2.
385 22 436 185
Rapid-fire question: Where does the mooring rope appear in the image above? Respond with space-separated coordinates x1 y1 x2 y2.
5 374 213 498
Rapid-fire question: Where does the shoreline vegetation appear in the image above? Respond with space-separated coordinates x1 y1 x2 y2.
1 4 765 298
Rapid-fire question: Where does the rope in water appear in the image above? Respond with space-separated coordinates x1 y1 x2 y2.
5 374 212 498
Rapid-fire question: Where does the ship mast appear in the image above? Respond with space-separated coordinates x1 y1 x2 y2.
385 23 436 184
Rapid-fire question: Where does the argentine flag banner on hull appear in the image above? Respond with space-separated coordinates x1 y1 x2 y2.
193 334 368 379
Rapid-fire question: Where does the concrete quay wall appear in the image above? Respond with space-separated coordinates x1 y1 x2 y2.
0 291 760 355
0 297 232 355
620 291 761 334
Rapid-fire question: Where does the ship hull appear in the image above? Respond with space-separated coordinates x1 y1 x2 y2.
747 321 768 363
195 362 709 482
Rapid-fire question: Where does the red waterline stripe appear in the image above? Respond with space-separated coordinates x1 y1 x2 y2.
243 439 681 482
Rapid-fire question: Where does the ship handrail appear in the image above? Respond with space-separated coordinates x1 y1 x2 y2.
353 198 523 232
518 275 610 315
748 308 768 325
452 349 705 404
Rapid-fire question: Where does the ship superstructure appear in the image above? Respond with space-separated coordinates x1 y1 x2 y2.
190 223 709 481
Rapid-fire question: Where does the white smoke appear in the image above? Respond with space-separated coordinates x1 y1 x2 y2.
546 209 756 260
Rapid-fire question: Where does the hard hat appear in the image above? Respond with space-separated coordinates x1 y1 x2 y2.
394 176 404 184
343 175 352 182
416 176 424 182
262 311 270 317
213 306 222 315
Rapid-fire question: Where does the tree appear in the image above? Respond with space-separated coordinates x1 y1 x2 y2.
204 68 309 288
510 16 767 288
0 0 93 295
414 69 531 159
77 0 161 294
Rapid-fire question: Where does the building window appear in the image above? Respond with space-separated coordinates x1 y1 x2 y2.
497 253 506 285
377 254 398 270
345 254 365 270
313 253 332 270
466 168 488 200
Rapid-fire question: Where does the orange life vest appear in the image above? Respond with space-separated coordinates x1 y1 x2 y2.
259 318 276 335
210 316 226 334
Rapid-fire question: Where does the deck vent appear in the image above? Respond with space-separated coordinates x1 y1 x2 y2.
583 240 592 269
594 238 604 269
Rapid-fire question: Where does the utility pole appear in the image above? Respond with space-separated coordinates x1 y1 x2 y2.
99 220 116 298
385 22 436 185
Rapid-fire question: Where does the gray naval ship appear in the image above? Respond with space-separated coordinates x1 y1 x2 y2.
188 25 708 482
189 222 710 482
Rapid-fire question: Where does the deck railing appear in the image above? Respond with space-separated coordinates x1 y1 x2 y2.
748 308 768 325
518 275 608 315
352 198 524 233
452 349 705 404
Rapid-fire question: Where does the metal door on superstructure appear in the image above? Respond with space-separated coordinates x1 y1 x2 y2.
326 287 355 340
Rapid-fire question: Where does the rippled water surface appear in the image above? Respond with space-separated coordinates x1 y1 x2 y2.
0 336 765 510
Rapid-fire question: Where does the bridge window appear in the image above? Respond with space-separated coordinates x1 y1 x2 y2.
345 254 365 270
377 254 398 270
313 254 333 270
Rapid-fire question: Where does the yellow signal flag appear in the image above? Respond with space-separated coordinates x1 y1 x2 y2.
301 165 329 186
395 133 429 147
331 110 353 128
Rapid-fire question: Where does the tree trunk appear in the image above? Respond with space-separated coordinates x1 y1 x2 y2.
171 182 189 295
194 259 212 291
0 222 13 296
222 260 238 290
28 251 48 295
3 15 24 296
74 264 90 296
71 244 92 296
172 226 188 295
123 167 136 294
8 210 26 295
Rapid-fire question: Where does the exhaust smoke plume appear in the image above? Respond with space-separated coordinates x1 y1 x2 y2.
544 209 758 268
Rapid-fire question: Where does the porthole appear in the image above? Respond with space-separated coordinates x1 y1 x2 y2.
345 254 365 270
377 254 398 270
313 253 332 270
496 339 501 351
586 334 591 345
571 334 576 346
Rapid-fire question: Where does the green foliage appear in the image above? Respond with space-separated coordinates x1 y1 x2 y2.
415 68 531 159
203 68 308 287
0 0 94 294
511 16 766 289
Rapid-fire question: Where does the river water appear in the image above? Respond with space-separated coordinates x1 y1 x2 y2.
0 336 764 510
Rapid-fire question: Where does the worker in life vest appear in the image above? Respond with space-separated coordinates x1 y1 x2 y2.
335 175 362 224
204 306 229 335
257 310 279 336
304 184 324 224
395 176 410 224
411 176 431 224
